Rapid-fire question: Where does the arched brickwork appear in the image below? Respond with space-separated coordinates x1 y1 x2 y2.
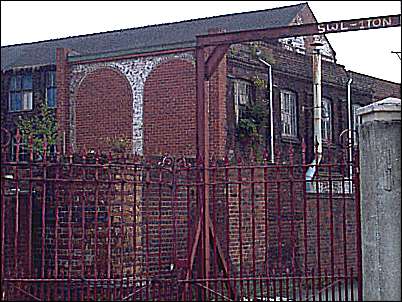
75 68 133 152
143 59 196 157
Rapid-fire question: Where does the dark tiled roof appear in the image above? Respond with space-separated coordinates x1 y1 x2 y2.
1 3 307 71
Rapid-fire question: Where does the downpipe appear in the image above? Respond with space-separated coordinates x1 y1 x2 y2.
347 76 353 188
256 52 275 163
306 41 323 191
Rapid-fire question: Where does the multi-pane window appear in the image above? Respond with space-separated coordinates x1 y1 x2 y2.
10 136 57 161
321 98 332 142
352 104 362 145
46 71 57 108
10 137 29 161
9 74 33 112
233 79 253 124
280 90 297 137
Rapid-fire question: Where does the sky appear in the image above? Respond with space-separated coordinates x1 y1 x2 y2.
1 1 401 83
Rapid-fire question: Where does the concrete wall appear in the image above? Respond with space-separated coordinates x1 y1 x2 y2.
358 98 401 301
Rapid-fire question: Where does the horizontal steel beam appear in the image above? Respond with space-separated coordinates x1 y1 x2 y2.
197 14 401 47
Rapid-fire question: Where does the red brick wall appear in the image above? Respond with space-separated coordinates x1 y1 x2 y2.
143 59 196 157
349 71 401 101
56 48 71 154
74 67 133 153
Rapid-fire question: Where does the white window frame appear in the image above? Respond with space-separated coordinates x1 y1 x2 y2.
10 137 57 161
9 74 33 112
46 70 57 108
280 90 298 138
10 136 29 161
321 98 332 142
233 79 252 124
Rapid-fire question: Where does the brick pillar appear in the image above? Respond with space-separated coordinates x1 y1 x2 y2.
56 48 71 155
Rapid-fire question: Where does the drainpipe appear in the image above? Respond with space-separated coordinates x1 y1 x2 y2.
306 40 324 188
347 75 353 186
256 50 275 163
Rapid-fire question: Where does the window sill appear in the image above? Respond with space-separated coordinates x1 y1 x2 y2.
8 109 33 114
281 135 300 144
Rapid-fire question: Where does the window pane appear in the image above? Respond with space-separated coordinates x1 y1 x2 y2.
13 92 22 111
321 99 331 141
47 71 56 87
281 90 297 136
23 92 33 110
10 76 17 91
9 93 16 111
47 87 57 107
22 74 32 90
15 76 22 90
234 79 252 124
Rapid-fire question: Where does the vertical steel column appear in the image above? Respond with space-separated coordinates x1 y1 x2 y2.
196 45 210 296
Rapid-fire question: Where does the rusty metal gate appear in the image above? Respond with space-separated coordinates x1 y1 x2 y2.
1 130 362 301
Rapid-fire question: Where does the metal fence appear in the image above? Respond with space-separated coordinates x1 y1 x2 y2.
1 130 362 301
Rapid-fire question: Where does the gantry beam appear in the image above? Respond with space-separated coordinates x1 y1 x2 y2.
200 14 401 79
191 12 401 301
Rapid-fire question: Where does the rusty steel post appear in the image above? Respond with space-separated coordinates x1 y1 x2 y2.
196 45 210 299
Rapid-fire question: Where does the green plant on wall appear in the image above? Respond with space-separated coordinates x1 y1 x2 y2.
236 98 269 159
252 75 267 89
105 134 131 154
16 102 58 155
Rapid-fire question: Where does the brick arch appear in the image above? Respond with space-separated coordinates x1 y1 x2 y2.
143 59 196 157
75 67 133 152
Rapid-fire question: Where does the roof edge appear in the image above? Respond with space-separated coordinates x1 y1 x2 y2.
68 42 195 63
347 69 401 85
1 2 306 49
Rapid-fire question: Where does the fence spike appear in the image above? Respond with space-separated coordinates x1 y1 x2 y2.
210 153 216 167
301 138 306 165
223 153 229 166
250 148 255 164
263 148 269 163
15 129 21 161
236 154 242 166
68 151 73 164
275 146 281 163
43 136 48 162
28 135 34 161
289 143 294 164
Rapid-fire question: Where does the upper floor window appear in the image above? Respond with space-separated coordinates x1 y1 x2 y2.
233 79 253 124
280 90 298 138
46 71 57 108
352 104 362 145
9 74 33 112
321 98 332 142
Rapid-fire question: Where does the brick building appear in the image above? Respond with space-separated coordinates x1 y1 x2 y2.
0 4 400 297
1 2 400 163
